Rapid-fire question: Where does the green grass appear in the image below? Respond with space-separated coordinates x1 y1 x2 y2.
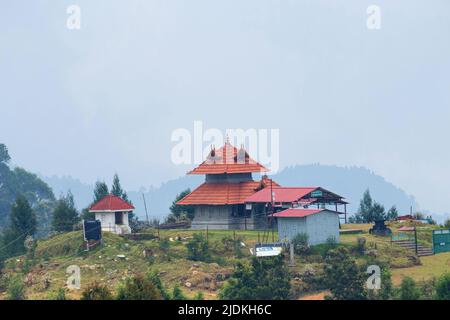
2 224 449 300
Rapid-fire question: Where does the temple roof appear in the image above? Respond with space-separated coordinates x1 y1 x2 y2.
177 177 279 205
188 142 268 175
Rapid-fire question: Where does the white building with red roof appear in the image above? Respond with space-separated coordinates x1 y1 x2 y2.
273 209 340 245
89 194 134 235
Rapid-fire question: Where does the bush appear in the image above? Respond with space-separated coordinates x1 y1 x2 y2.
186 234 210 262
398 277 421 300
148 271 171 300
116 274 162 300
220 255 291 300
81 282 113 300
292 233 309 255
355 237 366 255
48 288 67 300
7 276 25 300
172 284 186 300
435 273 450 300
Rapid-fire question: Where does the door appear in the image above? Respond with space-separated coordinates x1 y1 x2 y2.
115 212 123 225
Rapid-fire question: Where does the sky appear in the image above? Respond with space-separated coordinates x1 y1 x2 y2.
0 1 449 215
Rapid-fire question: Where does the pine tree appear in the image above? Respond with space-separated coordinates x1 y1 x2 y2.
386 206 399 221
52 191 79 232
93 181 109 203
2 195 37 257
111 174 129 202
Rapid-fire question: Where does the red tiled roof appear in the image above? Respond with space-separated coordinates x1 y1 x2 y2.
89 194 135 212
245 187 318 203
188 142 268 175
177 178 278 205
273 208 337 218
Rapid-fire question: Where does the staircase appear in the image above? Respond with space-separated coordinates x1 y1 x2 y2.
393 240 434 257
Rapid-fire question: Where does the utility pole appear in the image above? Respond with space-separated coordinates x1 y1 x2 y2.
142 193 149 224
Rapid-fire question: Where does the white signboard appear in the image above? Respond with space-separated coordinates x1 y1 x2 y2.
255 246 283 257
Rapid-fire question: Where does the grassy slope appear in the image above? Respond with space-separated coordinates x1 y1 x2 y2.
1 222 448 300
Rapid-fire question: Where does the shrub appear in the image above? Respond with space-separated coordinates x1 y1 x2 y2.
355 237 366 255
220 255 291 300
81 282 113 300
398 277 421 300
116 274 162 300
7 276 25 300
186 234 210 262
435 273 450 300
172 284 186 300
148 271 171 300
194 292 205 300
48 288 67 300
292 233 309 256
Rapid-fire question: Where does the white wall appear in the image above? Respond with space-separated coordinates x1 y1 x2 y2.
277 210 340 245
95 212 131 234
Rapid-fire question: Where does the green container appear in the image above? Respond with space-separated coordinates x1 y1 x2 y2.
433 229 450 254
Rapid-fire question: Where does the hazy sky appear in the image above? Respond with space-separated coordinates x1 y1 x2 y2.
1 1 449 215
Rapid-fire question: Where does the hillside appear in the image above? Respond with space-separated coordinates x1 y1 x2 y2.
0 144 56 235
1 222 449 300
44 164 417 220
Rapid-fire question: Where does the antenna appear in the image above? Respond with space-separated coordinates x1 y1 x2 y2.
142 193 149 224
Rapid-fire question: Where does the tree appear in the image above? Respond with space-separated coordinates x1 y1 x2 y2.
398 277 421 300
116 274 162 300
93 181 109 203
111 173 129 202
0 143 11 164
386 206 399 221
186 233 210 262
220 255 291 300
323 247 366 300
444 219 450 229
354 189 387 223
52 191 79 232
435 273 450 300
169 189 195 221
2 195 37 257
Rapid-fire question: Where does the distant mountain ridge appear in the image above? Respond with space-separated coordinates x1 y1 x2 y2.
42 164 419 221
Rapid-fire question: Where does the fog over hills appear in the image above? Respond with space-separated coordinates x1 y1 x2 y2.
42 164 447 223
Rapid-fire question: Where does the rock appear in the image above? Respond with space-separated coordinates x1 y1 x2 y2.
192 263 200 268
116 254 126 260
185 282 192 288
192 270 199 275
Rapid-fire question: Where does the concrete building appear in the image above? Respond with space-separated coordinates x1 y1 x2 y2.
89 194 134 235
273 209 340 245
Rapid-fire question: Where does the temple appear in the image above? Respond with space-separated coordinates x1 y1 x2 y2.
178 141 348 230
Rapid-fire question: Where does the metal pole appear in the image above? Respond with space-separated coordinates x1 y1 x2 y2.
414 225 418 255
